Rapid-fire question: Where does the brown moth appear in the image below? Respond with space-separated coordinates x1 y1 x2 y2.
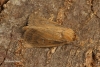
22 13 76 48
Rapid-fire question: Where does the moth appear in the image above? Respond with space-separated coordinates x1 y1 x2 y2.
22 13 76 48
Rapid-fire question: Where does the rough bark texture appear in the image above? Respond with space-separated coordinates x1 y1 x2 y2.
0 0 100 67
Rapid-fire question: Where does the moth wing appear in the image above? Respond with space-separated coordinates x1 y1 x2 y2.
23 28 65 47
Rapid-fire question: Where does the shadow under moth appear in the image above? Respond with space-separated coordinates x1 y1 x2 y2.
22 13 76 48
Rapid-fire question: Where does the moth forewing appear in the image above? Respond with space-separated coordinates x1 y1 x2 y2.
23 27 66 47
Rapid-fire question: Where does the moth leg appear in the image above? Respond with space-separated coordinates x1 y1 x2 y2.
46 47 57 64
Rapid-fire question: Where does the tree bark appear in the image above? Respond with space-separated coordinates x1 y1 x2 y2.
0 0 100 67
